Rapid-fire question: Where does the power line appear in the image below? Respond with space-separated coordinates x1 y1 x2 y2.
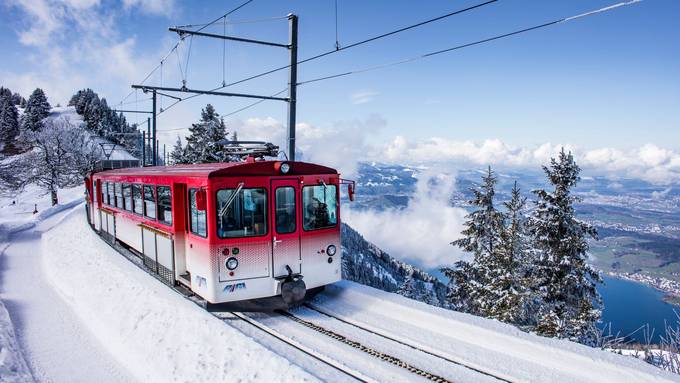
174 15 288 29
298 0 643 86
157 88 288 133
156 0 498 115
193 0 254 33
163 0 642 125
116 0 255 107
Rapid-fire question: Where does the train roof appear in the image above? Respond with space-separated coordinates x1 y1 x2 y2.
93 160 338 179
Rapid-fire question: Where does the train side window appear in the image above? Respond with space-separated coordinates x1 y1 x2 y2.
132 184 143 215
122 184 132 211
108 182 115 206
93 180 99 205
114 183 123 208
216 188 267 238
157 186 172 226
189 188 207 237
302 185 338 231
143 185 156 219
102 182 109 205
275 187 296 234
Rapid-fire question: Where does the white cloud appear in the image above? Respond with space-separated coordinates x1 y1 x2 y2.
350 90 378 105
230 115 385 178
344 168 468 269
381 137 680 184
3 0 176 104
121 0 176 17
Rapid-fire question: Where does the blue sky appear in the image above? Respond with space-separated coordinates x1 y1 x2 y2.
1 0 679 180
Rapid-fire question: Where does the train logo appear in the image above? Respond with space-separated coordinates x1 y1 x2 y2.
223 282 246 293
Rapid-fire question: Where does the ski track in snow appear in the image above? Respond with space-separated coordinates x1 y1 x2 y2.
1 203 137 383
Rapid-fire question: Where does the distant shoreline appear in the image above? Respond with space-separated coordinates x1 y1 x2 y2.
606 272 680 309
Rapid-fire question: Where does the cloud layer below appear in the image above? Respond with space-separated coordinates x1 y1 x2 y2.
344 169 467 269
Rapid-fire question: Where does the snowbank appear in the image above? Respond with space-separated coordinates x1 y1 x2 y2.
0 185 83 240
41 210 318 383
312 281 680 383
0 292 35 383
0 186 84 383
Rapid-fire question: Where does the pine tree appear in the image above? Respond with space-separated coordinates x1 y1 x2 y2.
11 93 25 106
442 166 505 315
0 97 21 154
21 88 51 132
0 87 11 100
490 181 533 325
170 136 187 164
527 149 601 343
183 104 228 164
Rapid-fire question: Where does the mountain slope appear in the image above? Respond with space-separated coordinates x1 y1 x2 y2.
341 223 448 307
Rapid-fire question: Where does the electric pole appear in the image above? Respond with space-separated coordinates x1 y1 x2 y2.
287 14 298 161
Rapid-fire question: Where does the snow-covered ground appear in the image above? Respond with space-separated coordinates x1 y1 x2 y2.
0 185 82 234
310 282 680 382
41 209 318 383
2 184 680 382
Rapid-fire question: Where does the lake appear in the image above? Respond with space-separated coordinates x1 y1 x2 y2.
598 275 679 344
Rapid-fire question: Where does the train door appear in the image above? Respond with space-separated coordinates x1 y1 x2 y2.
172 183 189 285
93 179 102 232
271 179 301 277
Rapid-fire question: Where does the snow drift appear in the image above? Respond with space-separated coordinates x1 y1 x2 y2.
41 210 318 383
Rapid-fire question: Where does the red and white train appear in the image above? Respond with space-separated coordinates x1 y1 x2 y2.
84 158 354 309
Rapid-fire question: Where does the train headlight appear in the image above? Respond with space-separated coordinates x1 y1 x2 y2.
226 257 239 270
280 163 290 174
326 244 337 256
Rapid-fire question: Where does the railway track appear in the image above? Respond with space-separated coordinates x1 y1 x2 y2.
302 303 514 383
96 226 512 383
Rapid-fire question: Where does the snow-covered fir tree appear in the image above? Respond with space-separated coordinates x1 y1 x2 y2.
170 135 187 164
490 181 534 326
69 89 141 155
0 96 20 155
21 88 51 132
0 87 24 106
0 87 11 101
527 149 601 343
183 104 229 164
398 269 443 306
442 166 505 316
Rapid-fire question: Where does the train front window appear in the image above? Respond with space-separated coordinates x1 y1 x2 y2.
132 184 143 215
302 185 337 231
275 187 296 234
216 188 267 238
157 186 172 226
143 185 156 219
189 189 207 237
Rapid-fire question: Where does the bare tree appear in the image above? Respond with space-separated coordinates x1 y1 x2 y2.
15 117 100 205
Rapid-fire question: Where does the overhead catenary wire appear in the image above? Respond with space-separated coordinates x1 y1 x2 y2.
159 0 642 125
297 0 643 86
174 15 288 29
116 0 254 106
157 88 289 132
156 0 498 115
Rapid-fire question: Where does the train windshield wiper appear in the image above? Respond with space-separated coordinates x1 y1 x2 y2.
218 182 244 219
